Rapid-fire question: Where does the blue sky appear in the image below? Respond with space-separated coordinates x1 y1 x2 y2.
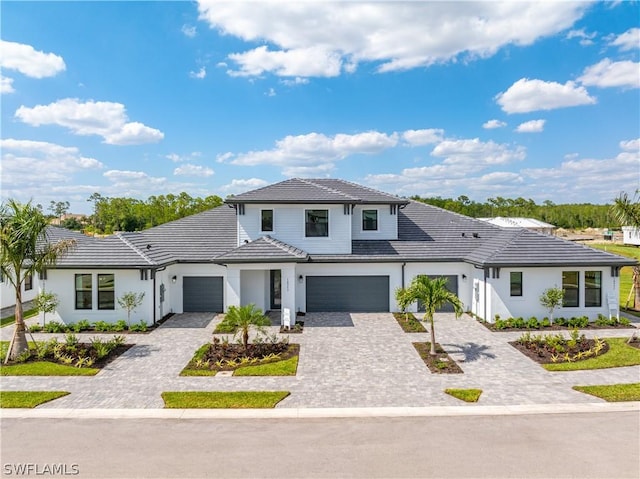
1 1 639 214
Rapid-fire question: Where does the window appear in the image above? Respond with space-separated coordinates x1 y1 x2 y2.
98 274 115 310
510 272 522 296
562 271 579 307
585 271 602 307
24 274 33 291
362 210 378 231
305 210 329 237
75 274 92 310
261 209 273 232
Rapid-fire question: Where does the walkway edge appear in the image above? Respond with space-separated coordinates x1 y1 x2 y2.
2 402 639 419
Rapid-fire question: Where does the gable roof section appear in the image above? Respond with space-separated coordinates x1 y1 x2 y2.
226 178 408 205
215 236 309 263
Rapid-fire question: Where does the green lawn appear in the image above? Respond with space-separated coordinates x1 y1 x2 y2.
444 388 482 402
234 355 298 376
587 244 639 308
161 391 290 408
0 308 39 328
573 383 640 402
544 338 640 371
0 391 70 408
1 361 99 376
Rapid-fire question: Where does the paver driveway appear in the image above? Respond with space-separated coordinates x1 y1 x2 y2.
1 312 638 408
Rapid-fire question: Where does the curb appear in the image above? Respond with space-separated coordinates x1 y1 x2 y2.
2 402 639 419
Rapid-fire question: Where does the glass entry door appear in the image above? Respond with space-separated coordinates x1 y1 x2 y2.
270 270 281 310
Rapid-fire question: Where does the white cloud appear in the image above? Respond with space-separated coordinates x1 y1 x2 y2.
166 152 202 163
610 27 639 51
566 28 597 46
432 138 526 166
280 77 310 86
266 87 276 97
496 78 596 113
0 40 66 78
578 58 640 89
15 98 164 145
227 45 342 78
620 138 640 151
189 67 207 79
516 119 546 133
104 170 150 181
174 164 214 177
0 139 104 199
224 130 399 176
1 76 15 94
402 129 444 146
198 1 588 78
219 178 269 194
483 119 507 129
182 24 197 38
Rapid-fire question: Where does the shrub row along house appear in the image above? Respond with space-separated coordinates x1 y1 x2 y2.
33 179 634 326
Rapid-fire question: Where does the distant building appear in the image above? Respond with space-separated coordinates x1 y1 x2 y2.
622 226 640 246
49 213 88 226
478 217 555 236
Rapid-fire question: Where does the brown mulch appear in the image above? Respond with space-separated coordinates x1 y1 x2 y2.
393 313 427 333
412 342 463 374
4 344 133 368
509 339 609 365
190 342 299 372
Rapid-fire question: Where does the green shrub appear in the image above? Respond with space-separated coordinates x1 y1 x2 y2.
494 319 507 330
72 319 91 332
542 317 551 327
511 317 525 328
526 317 540 329
129 320 148 332
113 319 128 332
568 316 589 328
29 324 42 332
619 317 631 326
554 317 568 327
44 321 68 333
93 321 112 332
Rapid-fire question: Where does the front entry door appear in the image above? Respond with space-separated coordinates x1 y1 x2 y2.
270 270 281 310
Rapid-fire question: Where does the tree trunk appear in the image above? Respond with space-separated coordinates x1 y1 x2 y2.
243 329 249 351
429 316 437 356
634 266 640 310
6 288 28 363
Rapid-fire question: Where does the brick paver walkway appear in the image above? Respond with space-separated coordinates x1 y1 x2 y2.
1 313 638 408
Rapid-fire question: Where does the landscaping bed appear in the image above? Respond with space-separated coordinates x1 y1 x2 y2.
480 314 634 332
510 331 608 365
412 342 463 374
393 312 427 333
182 336 299 375
1 334 132 375
280 321 304 334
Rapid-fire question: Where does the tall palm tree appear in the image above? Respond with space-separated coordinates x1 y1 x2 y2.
611 190 640 309
1 200 76 362
404 276 463 356
224 304 270 351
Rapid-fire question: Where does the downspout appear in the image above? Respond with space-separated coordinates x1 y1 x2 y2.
401 262 406 289
152 269 157 326
484 268 489 322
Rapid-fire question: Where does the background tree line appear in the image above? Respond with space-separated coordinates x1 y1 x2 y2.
411 195 619 229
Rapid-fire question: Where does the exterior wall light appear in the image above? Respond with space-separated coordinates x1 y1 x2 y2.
171 275 177 284
298 275 304 283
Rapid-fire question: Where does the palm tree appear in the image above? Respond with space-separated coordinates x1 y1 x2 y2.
611 190 640 309
404 276 463 356
1 200 76 362
224 304 270 351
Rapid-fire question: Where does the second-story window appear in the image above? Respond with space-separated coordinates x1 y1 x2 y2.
362 210 378 231
305 209 329 237
261 209 273 232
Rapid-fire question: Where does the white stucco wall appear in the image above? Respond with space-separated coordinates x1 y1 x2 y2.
238 204 352 254
0 270 38 309
240 269 269 312
42 269 154 325
351 205 398 240
487 266 619 321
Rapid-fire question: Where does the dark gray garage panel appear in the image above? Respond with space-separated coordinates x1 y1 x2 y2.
183 276 224 312
306 276 389 312
417 275 459 313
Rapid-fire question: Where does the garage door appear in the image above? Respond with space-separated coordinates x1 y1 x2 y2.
417 275 459 313
306 276 389 312
183 276 224 312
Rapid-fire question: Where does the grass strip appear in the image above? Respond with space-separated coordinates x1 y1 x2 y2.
0 308 39 328
1 361 99 376
544 338 640 371
445 388 482 403
573 383 640 402
161 391 290 409
234 355 298 376
0 391 70 408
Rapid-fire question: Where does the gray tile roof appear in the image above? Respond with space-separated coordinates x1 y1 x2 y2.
226 178 409 205
215 236 309 263
47 186 635 269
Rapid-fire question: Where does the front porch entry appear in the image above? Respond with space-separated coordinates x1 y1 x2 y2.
270 269 281 310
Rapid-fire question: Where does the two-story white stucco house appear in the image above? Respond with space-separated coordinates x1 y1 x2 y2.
37 178 635 326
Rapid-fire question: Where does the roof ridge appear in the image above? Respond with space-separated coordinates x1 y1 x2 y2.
116 232 155 265
262 235 307 257
329 177 405 202
299 178 359 201
472 228 524 264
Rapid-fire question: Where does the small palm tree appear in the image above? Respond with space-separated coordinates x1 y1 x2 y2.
1 200 75 361
395 287 412 321
611 190 640 310
224 304 270 351
404 276 463 356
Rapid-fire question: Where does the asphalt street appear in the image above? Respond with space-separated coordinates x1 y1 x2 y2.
2 411 638 478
